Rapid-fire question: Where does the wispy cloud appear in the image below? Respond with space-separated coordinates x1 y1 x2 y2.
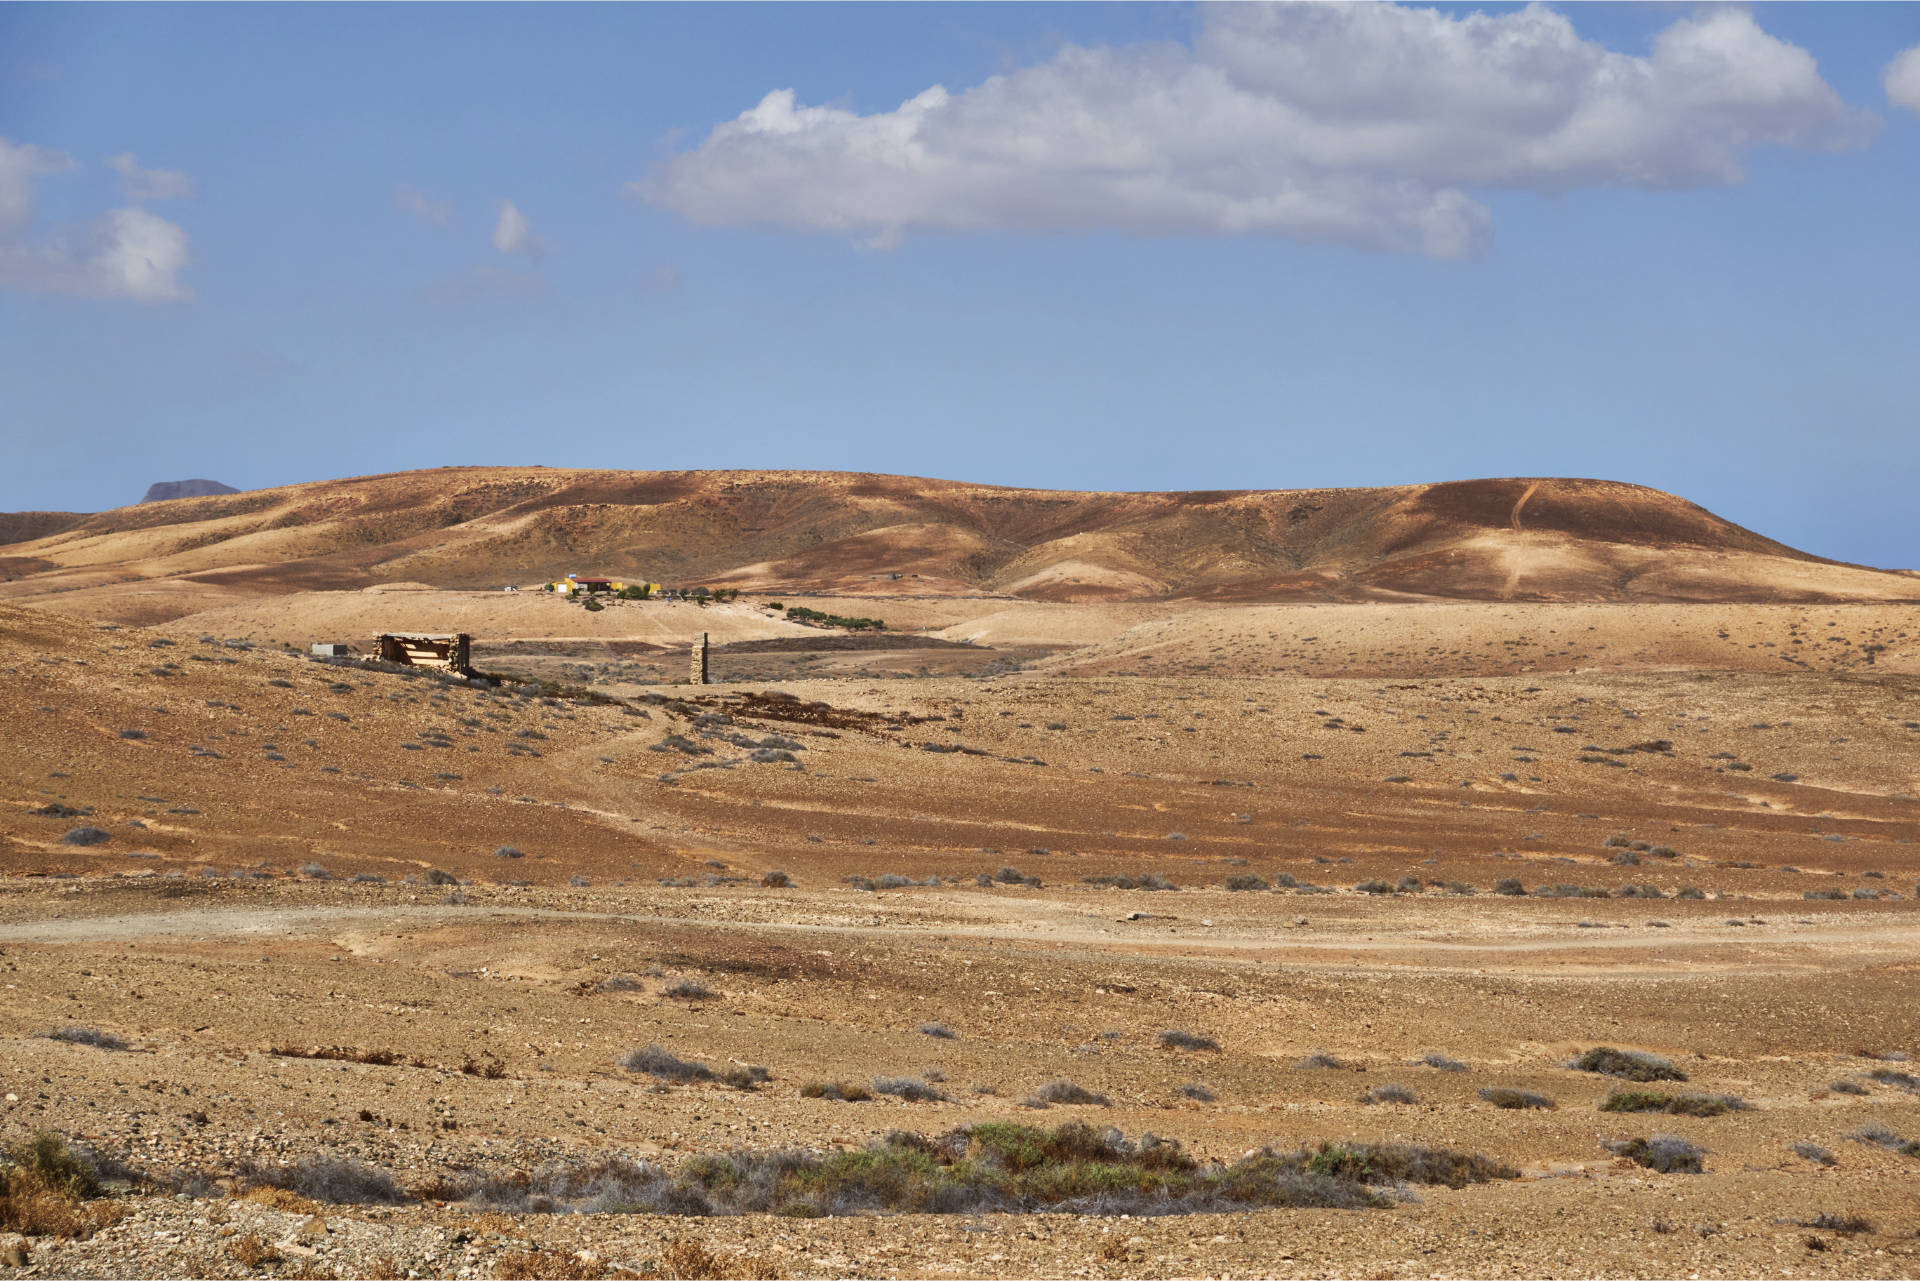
1887 43 1920 113
636 3 1875 258
491 200 547 258
0 137 75 230
0 137 192 302
419 263 548 306
396 183 453 229
106 152 195 201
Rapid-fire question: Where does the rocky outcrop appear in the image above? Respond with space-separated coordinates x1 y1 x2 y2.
142 479 239 503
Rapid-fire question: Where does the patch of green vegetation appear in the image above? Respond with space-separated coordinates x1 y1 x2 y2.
465 1122 1519 1218
1569 1047 1687 1082
784 606 886 631
1601 1091 1747 1116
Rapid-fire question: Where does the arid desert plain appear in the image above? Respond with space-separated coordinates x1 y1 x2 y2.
1 468 1917 1279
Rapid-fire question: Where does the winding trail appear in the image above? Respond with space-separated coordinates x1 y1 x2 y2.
4 898 1915 981
1503 481 1542 598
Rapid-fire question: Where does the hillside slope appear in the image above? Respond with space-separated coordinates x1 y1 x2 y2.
0 467 1912 622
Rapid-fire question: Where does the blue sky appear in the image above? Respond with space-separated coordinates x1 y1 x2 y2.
3 2 1918 568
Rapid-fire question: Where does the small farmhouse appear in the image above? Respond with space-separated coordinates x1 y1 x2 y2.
547 574 659 597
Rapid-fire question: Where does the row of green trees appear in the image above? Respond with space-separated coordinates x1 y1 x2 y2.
778 604 887 630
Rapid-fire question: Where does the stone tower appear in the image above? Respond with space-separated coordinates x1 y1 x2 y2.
690 632 708 685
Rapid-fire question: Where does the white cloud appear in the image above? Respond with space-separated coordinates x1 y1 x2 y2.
396 184 452 229
491 200 547 257
635 2 1874 257
0 136 192 302
0 137 76 233
1887 43 1920 113
106 152 195 201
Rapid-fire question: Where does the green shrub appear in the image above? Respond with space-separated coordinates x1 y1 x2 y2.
1569 1047 1686 1082
1601 1091 1747 1117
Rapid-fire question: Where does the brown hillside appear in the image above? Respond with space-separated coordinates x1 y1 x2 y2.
0 510 84 548
0 467 1912 622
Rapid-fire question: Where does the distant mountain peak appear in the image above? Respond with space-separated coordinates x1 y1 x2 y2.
141 479 239 503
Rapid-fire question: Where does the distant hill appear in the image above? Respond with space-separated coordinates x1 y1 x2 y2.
143 479 239 503
0 467 1914 611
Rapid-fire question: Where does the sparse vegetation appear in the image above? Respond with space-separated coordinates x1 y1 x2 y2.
1024 1079 1110 1107
783 606 886 631
871 1076 948 1102
1600 1091 1748 1116
1364 1083 1417 1105
760 870 793 888
1224 874 1268 891
1420 1053 1468 1072
453 1123 1514 1219
800 1081 872 1102
1479 1087 1555 1110
918 1022 957 1040
1294 1051 1346 1070
592 975 642 993
663 980 717 1001
1845 1121 1920 1156
1158 1030 1220 1052
43 1026 129 1052
240 1154 408 1204
1793 1142 1837 1166
1604 1134 1706 1173
1177 1083 1215 1102
1801 1212 1872 1235
1569 1047 1686 1082
0 1130 117 1239
620 1045 715 1083
270 1044 402 1066
228 1235 280 1269
721 1065 771 1091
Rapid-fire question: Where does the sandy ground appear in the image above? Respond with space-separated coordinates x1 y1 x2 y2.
2 596 1917 1279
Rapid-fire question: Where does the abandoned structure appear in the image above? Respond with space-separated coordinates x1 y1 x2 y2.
371 632 473 676
690 632 708 685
